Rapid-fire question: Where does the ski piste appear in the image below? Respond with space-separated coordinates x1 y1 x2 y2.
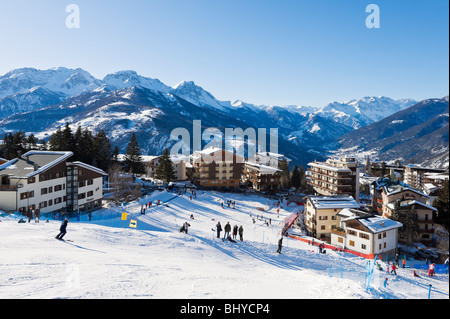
1 189 448 299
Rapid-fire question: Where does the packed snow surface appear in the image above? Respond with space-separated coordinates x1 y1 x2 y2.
1 190 448 299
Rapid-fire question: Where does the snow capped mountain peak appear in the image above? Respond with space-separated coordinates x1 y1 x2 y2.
316 96 417 129
103 70 171 93
171 80 229 111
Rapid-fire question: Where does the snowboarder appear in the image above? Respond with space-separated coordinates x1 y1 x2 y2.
238 225 244 241
216 222 222 239
277 237 283 254
56 217 69 240
224 222 231 239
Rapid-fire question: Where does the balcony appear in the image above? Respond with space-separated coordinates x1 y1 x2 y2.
0 184 23 191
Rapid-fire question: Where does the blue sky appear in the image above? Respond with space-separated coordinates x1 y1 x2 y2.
0 0 448 107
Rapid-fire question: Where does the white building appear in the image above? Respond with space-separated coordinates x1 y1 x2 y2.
0 151 107 214
331 208 403 259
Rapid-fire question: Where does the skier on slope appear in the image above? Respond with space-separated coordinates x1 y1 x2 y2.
56 217 69 240
277 237 283 254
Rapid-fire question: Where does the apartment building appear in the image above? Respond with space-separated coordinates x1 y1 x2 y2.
404 164 447 190
331 208 403 259
0 151 106 214
372 175 437 245
304 195 361 241
242 162 281 192
307 157 360 203
190 148 244 189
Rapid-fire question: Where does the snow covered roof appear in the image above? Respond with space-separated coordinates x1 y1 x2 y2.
307 162 352 173
350 216 403 234
117 154 160 163
256 152 291 162
245 162 281 173
383 184 428 198
307 195 360 210
0 151 73 178
68 161 108 176
386 200 438 212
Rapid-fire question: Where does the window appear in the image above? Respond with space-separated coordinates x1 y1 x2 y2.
40 201 47 208
54 197 62 205
87 191 93 197
359 233 369 240
48 199 53 206
338 237 343 243
319 216 328 220
361 244 367 250
87 179 93 186
41 188 48 195
383 232 386 238
28 177 35 184
321 225 326 230
48 186 53 193
349 240 355 247
55 185 62 192
348 230 357 236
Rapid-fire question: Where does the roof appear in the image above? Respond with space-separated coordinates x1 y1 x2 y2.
245 162 282 173
256 152 292 162
307 195 360 210
117 154 161 163
387 200 438 212
68 161 108 176
383 184 428 198
0 151 73 178
308 161 352 173
350 216 403 234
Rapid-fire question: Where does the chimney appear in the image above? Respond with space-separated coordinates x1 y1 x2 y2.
390 168 395 182
34 163 39 171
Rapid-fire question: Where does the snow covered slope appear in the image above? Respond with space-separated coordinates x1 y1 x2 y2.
1 190 448 299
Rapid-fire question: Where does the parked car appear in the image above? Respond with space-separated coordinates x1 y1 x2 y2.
415 248 439 261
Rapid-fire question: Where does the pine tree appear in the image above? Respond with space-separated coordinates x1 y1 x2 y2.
433 180 449 231
124 133 145 176
93 130 112 172
155 148 176 183
290 165 301 189
279 158 290 189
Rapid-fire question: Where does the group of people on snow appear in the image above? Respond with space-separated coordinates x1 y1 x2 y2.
214 221 244 242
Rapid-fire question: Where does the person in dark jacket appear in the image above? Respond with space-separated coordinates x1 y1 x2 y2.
238 225 244 242
224 222 231 239
277 237 283 254
232 225 238 240
216 222 222 238
56 217 69 240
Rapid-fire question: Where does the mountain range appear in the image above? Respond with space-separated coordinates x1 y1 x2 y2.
0 67 447 168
